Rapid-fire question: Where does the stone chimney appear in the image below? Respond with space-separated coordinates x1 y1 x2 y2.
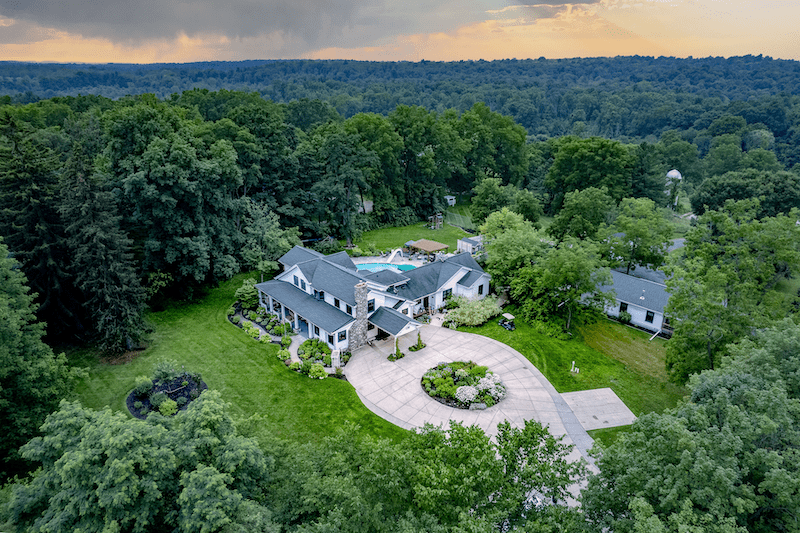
350 282 369 349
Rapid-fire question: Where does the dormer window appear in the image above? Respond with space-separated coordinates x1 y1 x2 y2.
293 275 299 287
300 280 306 291
334 298 340 308
346 304 352 315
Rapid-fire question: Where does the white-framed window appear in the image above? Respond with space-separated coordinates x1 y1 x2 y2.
338 330 347 342
645 310 655 323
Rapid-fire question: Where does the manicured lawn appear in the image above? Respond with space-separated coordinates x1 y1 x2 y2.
67 273 409 445
587 426 633 448
459 312 686 417
355 222 470 252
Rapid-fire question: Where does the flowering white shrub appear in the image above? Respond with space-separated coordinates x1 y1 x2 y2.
443 295 501 328
477 373 502 391
455 385 478 403
477 373 506 402
455 369 469 380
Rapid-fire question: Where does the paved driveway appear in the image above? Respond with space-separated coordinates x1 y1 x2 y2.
346 326 627 470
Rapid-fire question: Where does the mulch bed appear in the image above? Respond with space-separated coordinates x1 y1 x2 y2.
126 373 208 420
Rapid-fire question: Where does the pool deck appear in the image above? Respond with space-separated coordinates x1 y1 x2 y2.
351 254 431 269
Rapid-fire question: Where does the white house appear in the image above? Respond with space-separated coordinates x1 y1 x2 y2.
600 270 671 334
456 235 484 255
256 246 491 351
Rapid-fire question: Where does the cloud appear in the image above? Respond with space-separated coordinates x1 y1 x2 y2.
0 0 498 56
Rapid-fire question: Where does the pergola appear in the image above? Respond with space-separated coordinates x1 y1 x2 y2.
410 239 449 254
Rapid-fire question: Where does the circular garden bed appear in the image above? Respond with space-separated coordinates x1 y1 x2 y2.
421 361 506 409
126 361 208 419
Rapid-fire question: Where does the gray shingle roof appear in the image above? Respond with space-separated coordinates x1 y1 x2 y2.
255 280 354 332
447 252 483 271
364 269 411 286
457 270 484 288
369 307 420 336
325 251 357 271
601 271 669 314
395 253 487 300
279 246 323 268
300 259 367 306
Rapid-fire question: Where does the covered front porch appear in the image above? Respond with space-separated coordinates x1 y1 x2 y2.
255 279 355 351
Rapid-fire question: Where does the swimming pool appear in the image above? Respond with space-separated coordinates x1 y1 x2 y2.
356 263 416 273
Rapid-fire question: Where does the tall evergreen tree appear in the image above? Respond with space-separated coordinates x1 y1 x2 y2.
59 159 147 354
0 237 76 479
0 111 81 337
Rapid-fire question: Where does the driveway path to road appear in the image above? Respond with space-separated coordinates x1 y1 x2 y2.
346 326 635 472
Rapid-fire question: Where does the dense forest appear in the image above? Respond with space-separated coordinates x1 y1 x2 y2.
1 57 800 532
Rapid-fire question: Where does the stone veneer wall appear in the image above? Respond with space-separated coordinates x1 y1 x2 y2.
350 282 369 349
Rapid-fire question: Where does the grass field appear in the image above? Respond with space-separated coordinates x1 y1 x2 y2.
66 271 683 450
356 221 469 252
460 313 686 417
67 273 409 445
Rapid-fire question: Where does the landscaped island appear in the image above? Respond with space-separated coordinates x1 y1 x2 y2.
421 361 506 409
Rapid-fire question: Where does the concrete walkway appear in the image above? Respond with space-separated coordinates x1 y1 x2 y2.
346 326 623 472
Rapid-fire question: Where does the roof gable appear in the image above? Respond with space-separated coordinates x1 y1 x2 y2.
279 246 323 268
601 271 670 314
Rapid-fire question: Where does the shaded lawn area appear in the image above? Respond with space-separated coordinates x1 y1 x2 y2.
67 273 409 445
355 222 469 252
459 314 686 417
587 426 633 449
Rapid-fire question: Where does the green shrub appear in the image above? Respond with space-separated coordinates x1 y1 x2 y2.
149 391 167 408
277 349 291 361
289 362 301 371
159 399 178 416
300 361 313 375
235 278 259 310
189 389 200 400
308 364 327 379
323 355 332 366
141 407 149 415
226 306 236 317
281 335 292 347
133 401 143 410
152 360 181 382
231 315 241 325
134 376 153 397
618 311 632 324
469 365 489 378
181 380 188 387
176 396 188 407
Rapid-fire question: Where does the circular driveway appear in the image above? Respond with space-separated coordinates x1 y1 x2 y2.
346 326 597 469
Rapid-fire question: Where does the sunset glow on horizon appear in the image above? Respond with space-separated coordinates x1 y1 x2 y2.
0 1 798 64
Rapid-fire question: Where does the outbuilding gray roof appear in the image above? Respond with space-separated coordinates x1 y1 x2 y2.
369 307 420 336
601 271 670 314
255 280 354 332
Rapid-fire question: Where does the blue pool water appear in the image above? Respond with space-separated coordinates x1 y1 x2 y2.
356 263 416 273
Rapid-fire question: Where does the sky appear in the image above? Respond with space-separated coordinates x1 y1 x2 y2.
0 0 798 64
